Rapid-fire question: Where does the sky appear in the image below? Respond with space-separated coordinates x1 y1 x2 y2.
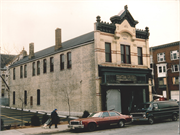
0 0 179 54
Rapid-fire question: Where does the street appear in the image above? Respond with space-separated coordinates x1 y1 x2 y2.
48 120 179 135
1 107 45 126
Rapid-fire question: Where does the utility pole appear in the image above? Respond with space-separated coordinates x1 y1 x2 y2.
166 68 172 100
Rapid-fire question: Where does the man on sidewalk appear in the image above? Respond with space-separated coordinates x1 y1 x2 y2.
49 109 59 128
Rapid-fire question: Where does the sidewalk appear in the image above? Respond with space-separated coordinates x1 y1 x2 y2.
1 124 69 135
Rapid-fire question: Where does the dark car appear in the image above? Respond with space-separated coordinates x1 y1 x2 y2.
68 110 132 131
130 101 179 124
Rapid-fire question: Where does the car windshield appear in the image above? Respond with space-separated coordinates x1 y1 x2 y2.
88 112 102 117
137 103 151 111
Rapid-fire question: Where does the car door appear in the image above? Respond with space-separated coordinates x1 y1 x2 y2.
98 112 111 126
152 103 161 120
109 111 120 125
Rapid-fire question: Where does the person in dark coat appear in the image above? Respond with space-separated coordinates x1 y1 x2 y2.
49 109 58 128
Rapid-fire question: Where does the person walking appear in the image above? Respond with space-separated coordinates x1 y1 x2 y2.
49 109 59 128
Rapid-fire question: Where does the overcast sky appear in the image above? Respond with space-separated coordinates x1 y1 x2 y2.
1 0 179 54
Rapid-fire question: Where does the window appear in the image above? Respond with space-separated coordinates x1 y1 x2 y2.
13 68 15 80
121 45 130 64
20 66 23 78
150 55 153 63
37 89 40 105
138 47 143 65
24 90 27 105
32 62 35 76
67 52 72 69
172 65 179 72
102 112 109 117
105 43 111 62
2 89 4 97
158 78 167 85
24 65 27 78
170 50 179 60
159 67 162 73
172 77 179 84
60 54 64 70
37 61 40 75
43 59 47 73
50 57 54 72
13 91 15 105
30 96 33 106
157 53 165 62
109 112 119 116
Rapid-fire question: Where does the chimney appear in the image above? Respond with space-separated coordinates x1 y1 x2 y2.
55 28 62 51
29 43 34 59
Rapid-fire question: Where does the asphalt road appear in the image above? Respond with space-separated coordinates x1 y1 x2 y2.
48 120 180 135
1 107 46 126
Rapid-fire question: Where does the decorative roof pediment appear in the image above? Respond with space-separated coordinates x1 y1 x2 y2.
110 5 139 27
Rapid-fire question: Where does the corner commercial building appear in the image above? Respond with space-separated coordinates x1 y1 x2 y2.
9 5 152 115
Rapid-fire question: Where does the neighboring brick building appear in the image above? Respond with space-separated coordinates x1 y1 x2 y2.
150 41 179 101
9 5 152 115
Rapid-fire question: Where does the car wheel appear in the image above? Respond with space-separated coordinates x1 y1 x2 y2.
87 123 96 132
148 117 154 124
118 120 125 128
172 114 177 121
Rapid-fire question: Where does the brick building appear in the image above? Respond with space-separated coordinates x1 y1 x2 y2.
150 41 179 101
9 5 152 115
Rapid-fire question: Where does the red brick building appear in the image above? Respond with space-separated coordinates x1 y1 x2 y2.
150 41 179 101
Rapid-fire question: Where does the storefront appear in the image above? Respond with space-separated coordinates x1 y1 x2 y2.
99 65 152 114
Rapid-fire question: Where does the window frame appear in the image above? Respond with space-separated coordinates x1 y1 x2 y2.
20 66 23 78
50 57 54 72
32 62 35 76
105 43 111 62
170 50 179 60
37 89 40 105
43 59 47 73
137 47 143 65
24 65 27 78
13 68 15 80
24 90 27 105
121 44 131 64
37 61 40 75
157 52 166 62
13 91 15 105
172 64 180 72
172 76 179 85
67 52 72 69
60 54 64 70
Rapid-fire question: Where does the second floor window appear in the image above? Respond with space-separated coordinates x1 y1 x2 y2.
60 54 64 70
67 52 71 69
13 68 15 80
170 50 179 60
172 64 179 72
50 57 54 72
37 61 40 75
32 62 35 76
105 43 111 62
137 47 143 65
121 45 130 64
43 59 47 73
157 53 165 62
20 66 23 78
24 65 27 78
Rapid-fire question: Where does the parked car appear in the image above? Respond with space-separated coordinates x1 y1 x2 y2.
68 110 132 131
130 101 179 124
